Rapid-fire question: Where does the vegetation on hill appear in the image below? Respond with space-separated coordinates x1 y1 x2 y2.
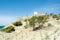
24 14 49 29
28 16 37 27
24 14 60 30
53 14 60 20
1 26 15 33
1 13 60 32
49 13 60 20
13 21 22 26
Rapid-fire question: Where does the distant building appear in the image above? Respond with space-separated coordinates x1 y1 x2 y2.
34 11 38 16
33 11 46 16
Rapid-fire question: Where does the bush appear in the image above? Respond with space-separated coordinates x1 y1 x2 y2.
1 26 15 33
37 15 48 24
53 15 57 18
28 16 37 27
48 23 52 27
52 14 60 20
28 15 48 28
56 18 59 20
37 16 43 23
13 21 22 26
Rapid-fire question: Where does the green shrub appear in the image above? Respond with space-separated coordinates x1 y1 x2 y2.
28 16 37 27
13 21 22 26
56 18 59 20
48 23 52 26
37 16 43 23
37 15 48 24
52 14 60 20
53 15 58 18
1 26 15 33
28 15 48 28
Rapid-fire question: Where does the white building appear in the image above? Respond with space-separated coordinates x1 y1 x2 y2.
34 11 38 16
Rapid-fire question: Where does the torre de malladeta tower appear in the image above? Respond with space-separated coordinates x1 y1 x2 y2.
34 11 38 16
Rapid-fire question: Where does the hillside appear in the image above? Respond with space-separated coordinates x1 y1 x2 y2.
0 13 60 40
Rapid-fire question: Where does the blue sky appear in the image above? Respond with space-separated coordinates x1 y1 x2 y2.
0 0 60 25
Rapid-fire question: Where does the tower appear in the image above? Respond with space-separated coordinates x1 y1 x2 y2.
34 11 38 16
